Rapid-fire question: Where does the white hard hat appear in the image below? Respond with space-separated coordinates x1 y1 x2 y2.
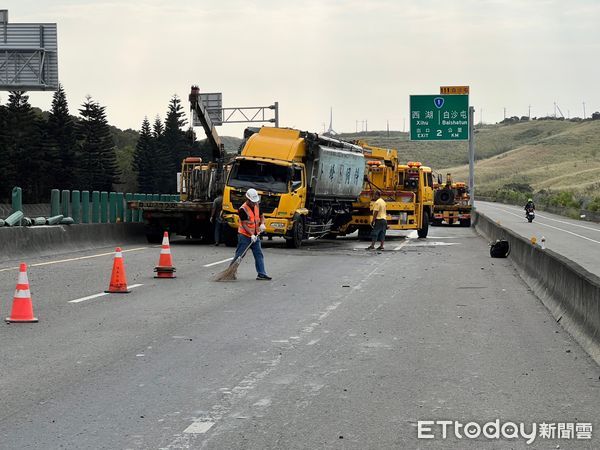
245 188 260 203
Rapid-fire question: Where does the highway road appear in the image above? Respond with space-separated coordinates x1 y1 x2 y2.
476 201 600 277
0 229 598 449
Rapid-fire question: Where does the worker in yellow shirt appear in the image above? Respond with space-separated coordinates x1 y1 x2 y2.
367 192 387 251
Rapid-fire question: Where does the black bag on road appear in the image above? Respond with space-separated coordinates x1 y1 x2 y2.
490 240 510 258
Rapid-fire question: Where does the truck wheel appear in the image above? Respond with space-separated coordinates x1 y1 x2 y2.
357 226 372 241
460 218 471 227
417 212 429 239
286 218 304 248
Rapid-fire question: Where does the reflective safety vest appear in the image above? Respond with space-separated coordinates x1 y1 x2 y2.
238 202 261 237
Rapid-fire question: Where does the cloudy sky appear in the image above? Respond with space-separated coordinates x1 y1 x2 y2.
3 0 600 136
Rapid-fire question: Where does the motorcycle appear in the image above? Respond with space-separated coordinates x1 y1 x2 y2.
525 207 535 223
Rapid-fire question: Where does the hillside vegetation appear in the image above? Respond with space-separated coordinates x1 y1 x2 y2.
339 120 600 203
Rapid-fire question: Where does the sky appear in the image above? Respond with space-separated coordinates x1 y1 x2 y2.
2 0 600 137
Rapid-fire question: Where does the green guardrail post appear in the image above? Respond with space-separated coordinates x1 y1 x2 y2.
71 190 81 224
11 186 22 213
109 192 117 223
11 187 22 226
125 193 133 222
50 189 60 216
46 214 64 225
81 191 90 223
91 191 100 223
4 211 24 227
100 191 108 223
116 192 124 222
61 190 70 217
139 194 148 222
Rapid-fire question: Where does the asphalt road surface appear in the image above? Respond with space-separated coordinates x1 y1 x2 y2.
476 201 600 277
0 228 598 449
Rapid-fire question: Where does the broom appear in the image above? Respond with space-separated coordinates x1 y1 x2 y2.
214 240 254 281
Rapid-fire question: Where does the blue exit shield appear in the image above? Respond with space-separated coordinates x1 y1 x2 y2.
434 97 445 108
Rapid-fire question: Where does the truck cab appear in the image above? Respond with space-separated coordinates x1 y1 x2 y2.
222 127 364 248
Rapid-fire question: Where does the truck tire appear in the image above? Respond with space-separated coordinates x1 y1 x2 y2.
357 226 372 241
286 218 304 248
417 212 429 238
145 224 164 244
435 189 455 206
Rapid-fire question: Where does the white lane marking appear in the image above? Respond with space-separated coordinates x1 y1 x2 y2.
307 338 321 346
68 283 143 303
0 247 148 273
482 202 600 233
318 301 342 321
203 257 233 267
485 204 600 245
183 421 215 434
407 242 460 247
393 241 410 251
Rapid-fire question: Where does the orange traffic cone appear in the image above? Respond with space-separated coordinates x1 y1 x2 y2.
105 247 131 293
6 263 38 323
154 231 176 279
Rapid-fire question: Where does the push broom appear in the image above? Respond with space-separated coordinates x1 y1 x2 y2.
214 240 254 281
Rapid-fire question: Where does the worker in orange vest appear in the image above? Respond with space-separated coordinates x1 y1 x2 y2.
232 188 272 280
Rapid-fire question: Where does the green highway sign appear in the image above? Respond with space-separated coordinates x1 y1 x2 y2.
410 95 469 141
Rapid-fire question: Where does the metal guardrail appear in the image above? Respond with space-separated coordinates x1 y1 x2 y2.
1 187 180 226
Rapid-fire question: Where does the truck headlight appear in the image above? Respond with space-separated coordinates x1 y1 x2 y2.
271 222 286 229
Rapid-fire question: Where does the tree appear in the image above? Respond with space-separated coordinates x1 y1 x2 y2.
132 117 155 193
77 96 120 192
0 103 9 200
44 84 78 190
162 95 188 192
4 91 44 202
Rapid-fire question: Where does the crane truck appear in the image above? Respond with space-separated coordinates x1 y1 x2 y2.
432 173 472 226
221 127 365 248
128 86 227 243
337 142 434 239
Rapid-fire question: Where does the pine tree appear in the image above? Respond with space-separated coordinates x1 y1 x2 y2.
45 84 77 190
153 115 171 193
4 91 44 202
163 95 188 193
77 97 120 192
132 117 155 193
0 103 9 201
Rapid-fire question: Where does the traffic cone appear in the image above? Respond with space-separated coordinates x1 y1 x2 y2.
105 247 131 293
6 263 38 323
154 231 176 279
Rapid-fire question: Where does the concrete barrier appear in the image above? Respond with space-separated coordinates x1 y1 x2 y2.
473 210 600 365
0 223 147 263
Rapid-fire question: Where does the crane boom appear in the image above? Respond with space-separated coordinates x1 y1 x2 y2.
189 85 225 161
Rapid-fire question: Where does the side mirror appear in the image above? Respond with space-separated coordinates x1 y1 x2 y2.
437 174 443 184
291 180 302 191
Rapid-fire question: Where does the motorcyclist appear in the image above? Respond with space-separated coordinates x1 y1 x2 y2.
524 198 535 213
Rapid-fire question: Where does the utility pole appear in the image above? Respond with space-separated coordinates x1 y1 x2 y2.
386 120 389 137
528 104 531 119
365 120 368 133
553 102 557 118
468 106 475 207
503 107 506 120
583 101 586 119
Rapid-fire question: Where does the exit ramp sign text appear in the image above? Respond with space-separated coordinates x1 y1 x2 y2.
410 95 469 141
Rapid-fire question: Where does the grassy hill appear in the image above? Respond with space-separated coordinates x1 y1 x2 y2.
339 120 600 198
445 120 600 194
